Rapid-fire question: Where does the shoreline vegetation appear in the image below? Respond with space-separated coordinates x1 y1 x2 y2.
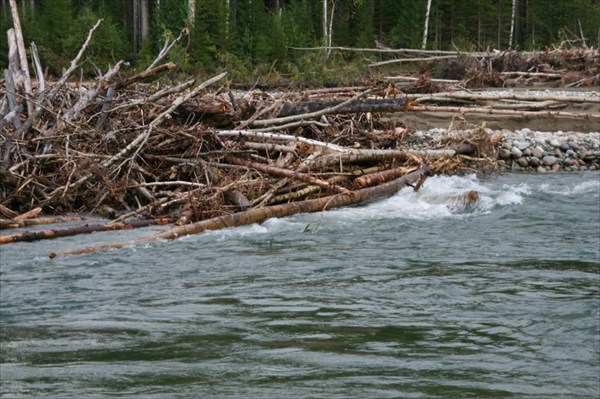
1 12 599 255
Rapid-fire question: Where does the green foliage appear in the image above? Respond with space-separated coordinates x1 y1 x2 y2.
1 0 598 82
66 8 127 70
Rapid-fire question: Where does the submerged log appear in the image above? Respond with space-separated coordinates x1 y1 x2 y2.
49 166 430 258
0 218 174 244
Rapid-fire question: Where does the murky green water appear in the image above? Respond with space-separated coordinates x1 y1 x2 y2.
1 172 599 398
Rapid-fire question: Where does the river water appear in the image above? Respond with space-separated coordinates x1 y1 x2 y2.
1 172 599 398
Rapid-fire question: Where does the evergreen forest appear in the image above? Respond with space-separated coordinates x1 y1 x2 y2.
1 0 599 83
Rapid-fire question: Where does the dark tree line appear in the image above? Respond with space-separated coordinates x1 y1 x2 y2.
1 0 598 77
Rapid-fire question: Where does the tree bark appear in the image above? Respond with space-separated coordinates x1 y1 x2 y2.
188 0 195 27
133 0 149 53
422 0 432 50
323 0 328 46
509 0 516 48
8 0 33 116
0 218 174 244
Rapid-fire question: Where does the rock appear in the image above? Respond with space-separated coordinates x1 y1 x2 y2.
518 141 531 150
499 148 511 159
520 128 532 135
537 166 547 173
517 157 529 167
522 148 532 156
550 139 561 148
564 158 577 167
543 155 557 166
568 141 579 150
532 147 544 158
552 163 562 172
511 147 523 158
530 156 540 166
580 149 590 159
561 142 570 151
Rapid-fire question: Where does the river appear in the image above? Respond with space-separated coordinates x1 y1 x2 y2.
1 172 599 398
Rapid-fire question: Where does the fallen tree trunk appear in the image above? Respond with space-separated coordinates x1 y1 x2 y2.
277 97 409 117
48 166 430 258
411 91 600 104
249 88 373 127
0 218 174 244
409 105 600 120
353 166 416 188
0 216 87 229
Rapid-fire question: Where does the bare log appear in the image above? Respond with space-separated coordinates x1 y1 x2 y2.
252 150 321 207
499 71 563 79
224 155 349 194
2 68 21 129
384 75 461 84
411 91 600 104
370 55 457 68
276 97 409 117
30 43 45 94
306 148 454 170
47 19 103 102
269 165 385 204
119 62 176 88
49 166 430 258
409 105 600 119
353 166 416 188
249 88 374 128
147 27 188 70
0 216 86 229
0 218 174 244
8 0 33 115
217 130 352 153
13 207 42 221
0 204 19 219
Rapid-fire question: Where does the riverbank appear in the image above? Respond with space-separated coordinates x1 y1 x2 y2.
390 86 600 173
401 127 600 173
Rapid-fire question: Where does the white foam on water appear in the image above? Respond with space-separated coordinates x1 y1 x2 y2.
191 174 545 238
538 179 600 196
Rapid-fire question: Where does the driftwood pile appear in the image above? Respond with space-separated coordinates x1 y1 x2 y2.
1 18 596 255
0 45 496 254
